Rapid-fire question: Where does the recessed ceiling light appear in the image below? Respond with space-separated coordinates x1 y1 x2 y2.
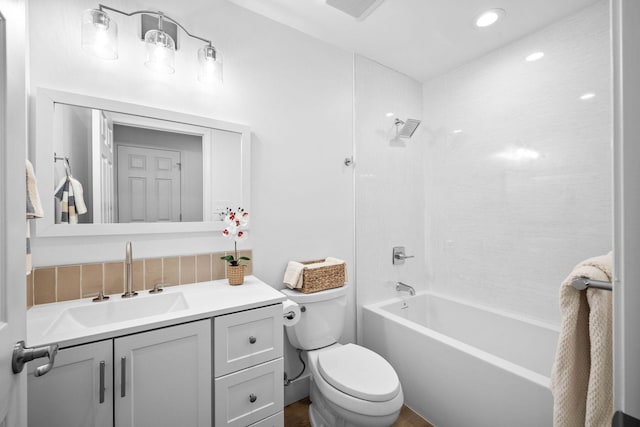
385 112 394 117
580 93 596 100
525 52 544 62
475 9 505 28
452 129 463 134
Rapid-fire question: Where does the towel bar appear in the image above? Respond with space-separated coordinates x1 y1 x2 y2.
571 276 612 291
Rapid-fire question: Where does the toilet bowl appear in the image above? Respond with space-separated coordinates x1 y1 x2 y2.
281 286 404 427
306 343 403 427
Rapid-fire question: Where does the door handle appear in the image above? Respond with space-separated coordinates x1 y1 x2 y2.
12 340 59 377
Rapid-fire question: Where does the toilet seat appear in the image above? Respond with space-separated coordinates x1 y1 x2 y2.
318 343 401 402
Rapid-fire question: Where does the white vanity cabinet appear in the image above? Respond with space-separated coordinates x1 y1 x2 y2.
27 340 113 427
27 319 211 427
114 320 212 427
214 304 284 427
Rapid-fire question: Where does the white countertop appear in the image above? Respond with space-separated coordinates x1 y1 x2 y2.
27 276 287 348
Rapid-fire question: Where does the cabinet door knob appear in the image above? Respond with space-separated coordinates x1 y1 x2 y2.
249 336 257 344
249 393 257 403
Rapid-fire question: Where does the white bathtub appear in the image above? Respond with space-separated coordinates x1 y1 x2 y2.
362 292 559 427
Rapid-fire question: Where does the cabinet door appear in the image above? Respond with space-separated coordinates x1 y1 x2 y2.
114 319 212 427
27 340 113 427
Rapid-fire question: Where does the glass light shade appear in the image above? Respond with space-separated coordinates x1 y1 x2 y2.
197 46 223 84
81 9 118 60
144 30 176 74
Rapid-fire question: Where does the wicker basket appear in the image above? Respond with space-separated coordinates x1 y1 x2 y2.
298 259 346 294
227 265 245 285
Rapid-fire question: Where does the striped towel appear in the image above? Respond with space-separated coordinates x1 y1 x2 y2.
54 175 87 224
26 160 43 275
54 177 79 224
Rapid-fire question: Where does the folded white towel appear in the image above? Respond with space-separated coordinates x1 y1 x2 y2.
550 252 613 427
284 261 305 289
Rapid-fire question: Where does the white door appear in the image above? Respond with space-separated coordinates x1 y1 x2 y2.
91 109 115 223
116 145 181 222
0 1 28 425
114 320 212 427
612 0 640 423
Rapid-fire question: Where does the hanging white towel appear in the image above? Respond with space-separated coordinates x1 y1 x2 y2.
550 252 613 427
26 160 43 275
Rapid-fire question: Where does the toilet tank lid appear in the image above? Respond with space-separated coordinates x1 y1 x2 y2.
280 285 348 303
317 343 401 402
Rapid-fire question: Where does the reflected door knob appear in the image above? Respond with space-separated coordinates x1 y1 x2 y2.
249 336 257 344
249 393 257 403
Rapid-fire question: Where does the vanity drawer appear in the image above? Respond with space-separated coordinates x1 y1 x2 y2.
214 304 283 376
214 358 284 427
248 411 284 427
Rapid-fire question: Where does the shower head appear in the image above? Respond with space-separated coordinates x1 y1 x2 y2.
394 118 421 138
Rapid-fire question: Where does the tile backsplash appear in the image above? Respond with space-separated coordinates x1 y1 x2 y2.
26 250 252 308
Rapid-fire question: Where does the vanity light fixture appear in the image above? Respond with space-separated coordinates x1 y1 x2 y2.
81 4 222 83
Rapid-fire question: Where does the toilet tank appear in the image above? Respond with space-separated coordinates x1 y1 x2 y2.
281 285 348 350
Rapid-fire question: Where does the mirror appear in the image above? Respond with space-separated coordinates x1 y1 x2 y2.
34 88 250 237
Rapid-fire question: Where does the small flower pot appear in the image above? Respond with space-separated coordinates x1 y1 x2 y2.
227 265 245 286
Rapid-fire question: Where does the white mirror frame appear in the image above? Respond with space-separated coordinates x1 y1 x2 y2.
33 88 251 237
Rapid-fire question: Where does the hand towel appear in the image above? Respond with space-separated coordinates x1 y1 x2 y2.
26 159 43 219
26 160 43 275
54 177 78 224
550 252 613 427
69 177 87 215
284 261 305 289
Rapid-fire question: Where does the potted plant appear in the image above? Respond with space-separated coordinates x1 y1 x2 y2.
220 207 250 285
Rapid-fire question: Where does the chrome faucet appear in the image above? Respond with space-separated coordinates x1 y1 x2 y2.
122 241 138 298
396 282 416 296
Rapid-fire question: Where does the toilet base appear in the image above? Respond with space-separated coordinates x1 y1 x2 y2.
308 378 401 427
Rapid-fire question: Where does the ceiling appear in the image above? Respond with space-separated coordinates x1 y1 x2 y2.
228 0 599 82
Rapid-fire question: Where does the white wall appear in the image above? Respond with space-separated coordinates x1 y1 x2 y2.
354 55 425 337
422 0 611 326
28 0 355 404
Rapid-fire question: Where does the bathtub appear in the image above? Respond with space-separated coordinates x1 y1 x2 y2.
362 292 559 427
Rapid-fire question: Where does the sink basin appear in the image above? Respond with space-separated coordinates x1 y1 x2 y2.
44 292 189 336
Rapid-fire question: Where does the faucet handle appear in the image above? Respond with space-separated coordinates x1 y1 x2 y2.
149 283 164 294
91 291 110 302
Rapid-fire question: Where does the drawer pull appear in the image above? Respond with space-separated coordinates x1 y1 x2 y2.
121 357 126 398
249 336 257 344
249 393 257 403
99 361 106 403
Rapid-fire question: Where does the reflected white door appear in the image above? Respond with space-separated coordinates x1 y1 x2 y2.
117 145 182 222
0 1 28 425
91 110 115 224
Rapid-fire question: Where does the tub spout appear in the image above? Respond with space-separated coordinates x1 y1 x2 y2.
396 282 415 296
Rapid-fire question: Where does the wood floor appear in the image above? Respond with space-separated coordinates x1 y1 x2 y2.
284 397 433 427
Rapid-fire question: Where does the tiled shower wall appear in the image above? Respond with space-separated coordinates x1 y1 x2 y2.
27 250 252 308
422 0 611 326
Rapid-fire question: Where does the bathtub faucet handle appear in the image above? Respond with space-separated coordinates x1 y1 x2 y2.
392 246 414 265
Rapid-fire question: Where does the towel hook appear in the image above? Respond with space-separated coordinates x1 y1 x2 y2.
54 153 72 177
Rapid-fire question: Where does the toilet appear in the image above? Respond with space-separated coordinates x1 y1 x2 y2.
282 286 403 427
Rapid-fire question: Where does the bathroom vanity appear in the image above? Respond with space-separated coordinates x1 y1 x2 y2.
25 276 285 427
